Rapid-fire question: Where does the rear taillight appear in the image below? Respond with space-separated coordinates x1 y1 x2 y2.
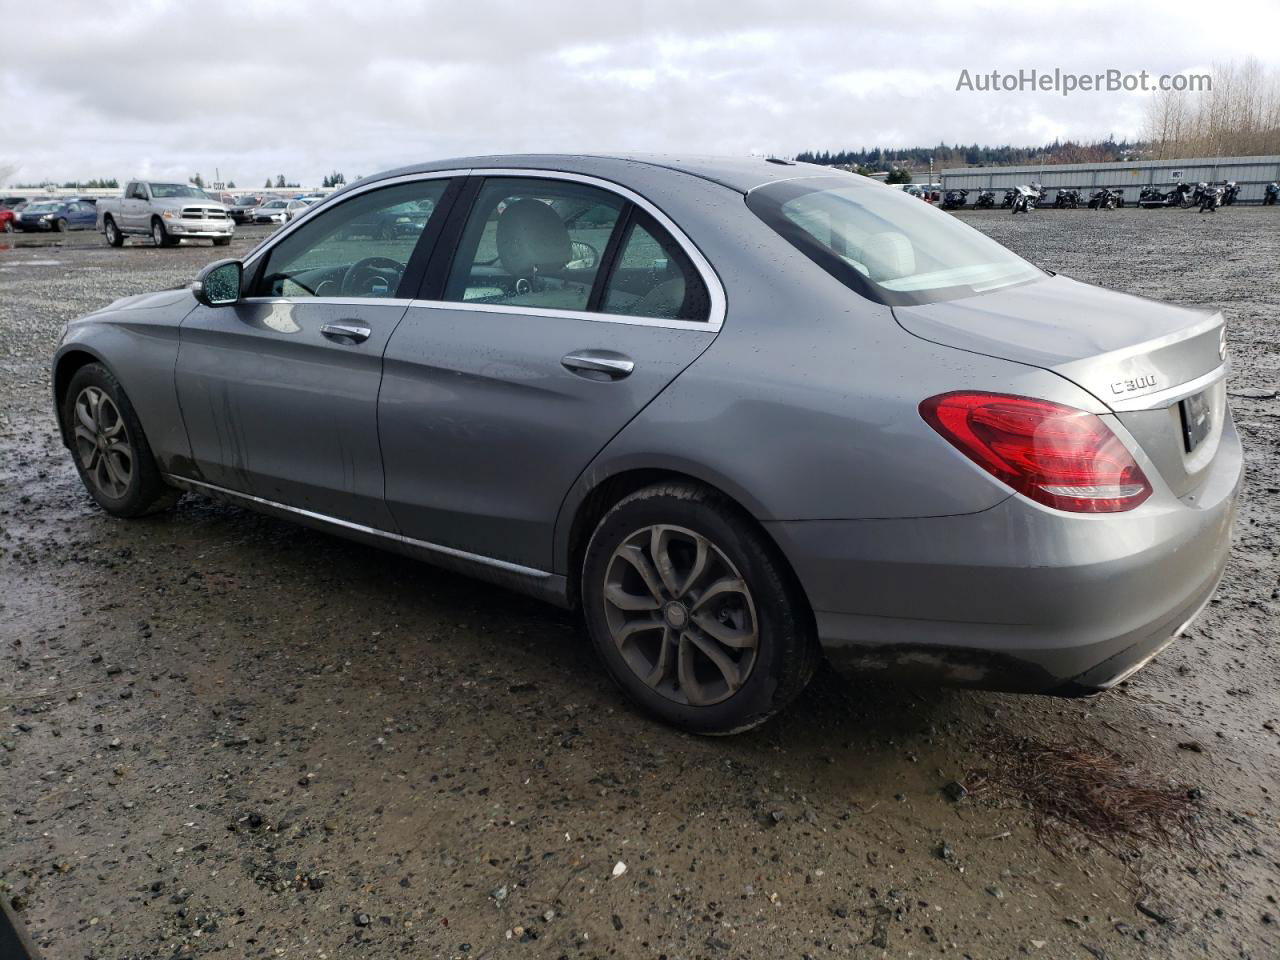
920 392 1152 513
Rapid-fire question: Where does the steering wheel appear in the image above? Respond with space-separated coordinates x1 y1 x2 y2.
341 257 404 297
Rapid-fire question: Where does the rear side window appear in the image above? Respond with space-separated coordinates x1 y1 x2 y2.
602 215 709 321
442 176 710 322
444 178 624 312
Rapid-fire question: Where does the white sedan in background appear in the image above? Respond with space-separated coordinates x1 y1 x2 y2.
251 199 290 224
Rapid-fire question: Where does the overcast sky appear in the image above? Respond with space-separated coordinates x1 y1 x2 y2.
2 0 1275 187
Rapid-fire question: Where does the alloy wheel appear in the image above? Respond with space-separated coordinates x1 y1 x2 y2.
602 524 759 707
72 386 133 499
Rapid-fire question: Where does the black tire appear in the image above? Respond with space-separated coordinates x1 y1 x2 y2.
103 216 124 247
63 363 180 518
2 219 12 234
55 218 68 233
213 236 232 246
151 217 177 247
582 482 819 734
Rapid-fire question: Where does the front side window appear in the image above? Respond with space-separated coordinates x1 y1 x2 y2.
444 178 623 312
602 216 709 321
747 175 1042 305
253 179 450 299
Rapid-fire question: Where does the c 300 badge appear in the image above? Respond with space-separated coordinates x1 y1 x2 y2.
1111 374 1158 395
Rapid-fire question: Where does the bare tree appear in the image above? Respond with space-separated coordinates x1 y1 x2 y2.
1145 58 1280 157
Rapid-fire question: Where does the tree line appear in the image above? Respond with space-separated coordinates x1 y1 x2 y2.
794 138 1142 172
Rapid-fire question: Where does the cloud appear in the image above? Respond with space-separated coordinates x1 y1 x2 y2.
1 0 1276 186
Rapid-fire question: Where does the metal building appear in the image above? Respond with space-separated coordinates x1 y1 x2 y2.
940 155 1280 204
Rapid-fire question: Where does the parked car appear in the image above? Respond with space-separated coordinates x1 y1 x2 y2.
228 195 265 223
50 155 1241 733
251 198 290 224
1 195 30 210
97 181 233 247
285 197 317 221
14 198 98 232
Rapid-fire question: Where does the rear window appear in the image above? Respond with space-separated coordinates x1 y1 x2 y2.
747 175 1042 305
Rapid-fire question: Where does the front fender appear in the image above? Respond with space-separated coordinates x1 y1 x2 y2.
53 300 196 472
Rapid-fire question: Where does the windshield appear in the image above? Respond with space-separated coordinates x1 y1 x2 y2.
747 175 1042 305
149 183 206 199
25 202 63 212
235 196 258 205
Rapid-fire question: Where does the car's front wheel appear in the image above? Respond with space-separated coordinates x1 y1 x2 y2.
63 363 180 517
582 483 819 734
152 218 177 247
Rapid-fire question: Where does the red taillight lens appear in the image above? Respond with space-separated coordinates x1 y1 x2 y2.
920 392 1152 513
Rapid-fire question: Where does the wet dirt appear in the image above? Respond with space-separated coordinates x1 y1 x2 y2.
1 211 1277 959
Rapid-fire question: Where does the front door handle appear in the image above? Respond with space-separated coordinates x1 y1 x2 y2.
561 351 635 380
320 322 372 344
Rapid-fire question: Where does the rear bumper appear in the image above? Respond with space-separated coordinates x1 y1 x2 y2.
767 419 1242 694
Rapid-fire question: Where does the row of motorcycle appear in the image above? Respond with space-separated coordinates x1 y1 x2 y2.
941 180 1279 214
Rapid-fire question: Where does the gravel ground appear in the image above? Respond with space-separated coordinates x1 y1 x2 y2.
1 210 1277 960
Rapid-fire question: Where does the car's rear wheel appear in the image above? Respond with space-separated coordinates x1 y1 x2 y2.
213 236 231 246
582 482 819 734
63 363 180 518
103 217 124 246
2 219 12 234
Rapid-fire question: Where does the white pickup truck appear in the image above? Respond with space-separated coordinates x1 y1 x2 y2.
97 180 234 248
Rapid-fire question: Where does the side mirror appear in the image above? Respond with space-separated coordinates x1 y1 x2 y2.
193 259 243 306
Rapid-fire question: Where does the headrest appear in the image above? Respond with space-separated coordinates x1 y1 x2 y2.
862 232 916 283
496 198 572 276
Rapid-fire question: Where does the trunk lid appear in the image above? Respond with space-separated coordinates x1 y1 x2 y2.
894 274 1228 497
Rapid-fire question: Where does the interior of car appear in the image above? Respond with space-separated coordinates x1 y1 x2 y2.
251 176 710 318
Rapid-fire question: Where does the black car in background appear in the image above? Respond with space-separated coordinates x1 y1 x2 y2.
229 194 265 224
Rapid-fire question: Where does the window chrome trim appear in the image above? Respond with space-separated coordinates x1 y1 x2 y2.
162 475 552 580
238 296 415 308
240 169 473 271
405 298 718 331
242 166 726 332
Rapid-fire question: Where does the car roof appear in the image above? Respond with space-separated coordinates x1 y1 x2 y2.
360 153 845 194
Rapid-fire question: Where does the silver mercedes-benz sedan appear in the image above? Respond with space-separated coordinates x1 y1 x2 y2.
52 155 1241 733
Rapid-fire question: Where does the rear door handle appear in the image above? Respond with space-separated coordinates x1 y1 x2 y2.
320 322 372 344
561 351 635 380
